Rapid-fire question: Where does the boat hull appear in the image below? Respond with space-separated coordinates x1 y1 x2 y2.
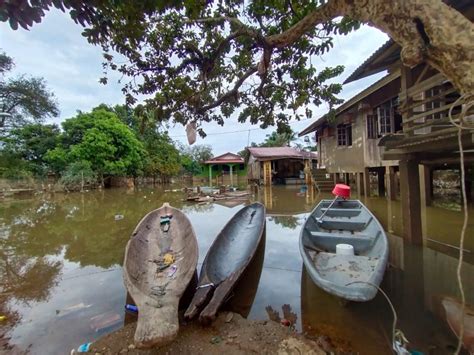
123 203 198 348
185 202 266 323
299 199 388 302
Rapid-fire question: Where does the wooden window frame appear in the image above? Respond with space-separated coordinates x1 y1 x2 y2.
367 114 378 139
337 124 352 147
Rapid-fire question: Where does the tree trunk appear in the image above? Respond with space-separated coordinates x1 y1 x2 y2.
268 0 474 96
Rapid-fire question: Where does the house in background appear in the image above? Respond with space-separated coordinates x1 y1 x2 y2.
199 152 246 187
299 0 474 245
246 147 317 186
299 68 402 198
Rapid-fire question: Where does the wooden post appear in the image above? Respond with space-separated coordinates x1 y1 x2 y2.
364 168 371 198
304 160 312 186
378 168 385 197
359 173 365 196
263 161 272 186
356 172 362 199
386 166 397 201
420 165 432 206
401 65 414 136
229 164 233 187
263 185 273 208
209 164 213 187
399 160 423 245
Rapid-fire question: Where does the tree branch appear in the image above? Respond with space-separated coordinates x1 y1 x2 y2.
197 65 258 113
186 17 266 44
212 31 248 59
266 0 344 48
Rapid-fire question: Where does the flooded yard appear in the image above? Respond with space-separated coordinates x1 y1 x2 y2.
1 185 473 354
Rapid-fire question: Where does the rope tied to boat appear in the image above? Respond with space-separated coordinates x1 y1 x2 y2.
346 281 409 354
448 93 473 355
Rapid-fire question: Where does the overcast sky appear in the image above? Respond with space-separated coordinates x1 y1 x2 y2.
1 9 388 156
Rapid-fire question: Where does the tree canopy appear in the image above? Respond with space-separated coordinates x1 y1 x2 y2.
2 0 472 135
57 108 146 181
5 123 60 175
179 144 213 175
0 51 59 136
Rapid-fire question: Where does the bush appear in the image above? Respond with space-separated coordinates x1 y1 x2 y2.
59 161 97 191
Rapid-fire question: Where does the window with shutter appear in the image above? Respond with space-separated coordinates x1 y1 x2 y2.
367 114 378 139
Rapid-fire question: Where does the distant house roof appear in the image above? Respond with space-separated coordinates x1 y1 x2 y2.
204 152 244 164
299 70 401 136
248 147 317 161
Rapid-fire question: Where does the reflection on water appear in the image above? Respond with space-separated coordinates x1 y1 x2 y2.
0 185 473 354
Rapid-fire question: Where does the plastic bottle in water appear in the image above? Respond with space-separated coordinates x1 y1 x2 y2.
125 304 138 314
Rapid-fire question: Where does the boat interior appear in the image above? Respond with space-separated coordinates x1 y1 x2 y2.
301 199 386 285
303 200 382 253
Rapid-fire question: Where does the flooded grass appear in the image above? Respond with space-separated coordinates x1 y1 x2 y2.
0 185 473 354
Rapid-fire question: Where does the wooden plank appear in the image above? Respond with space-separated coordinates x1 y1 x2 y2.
399 87 457 112
403 102 455 124
406 73 446 97
400 66 414 135
403 113 460 133
414 64 429 85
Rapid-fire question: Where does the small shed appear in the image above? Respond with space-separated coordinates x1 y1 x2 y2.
247 147 317 185
203 152 245 187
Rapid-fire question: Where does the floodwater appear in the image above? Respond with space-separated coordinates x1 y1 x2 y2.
0 185 473 354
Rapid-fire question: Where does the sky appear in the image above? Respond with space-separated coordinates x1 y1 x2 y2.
0 9 389 156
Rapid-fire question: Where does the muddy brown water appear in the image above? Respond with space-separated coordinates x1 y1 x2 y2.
0 185 473 354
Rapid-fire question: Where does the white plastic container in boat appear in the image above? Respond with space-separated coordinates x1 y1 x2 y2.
336 243 354 256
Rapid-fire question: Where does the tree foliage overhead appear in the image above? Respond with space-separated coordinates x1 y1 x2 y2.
1 1 355 134
3 0 473 131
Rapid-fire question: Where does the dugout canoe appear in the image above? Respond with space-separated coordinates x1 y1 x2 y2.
184 202 266 324
123 203 198 348
300 199 388 302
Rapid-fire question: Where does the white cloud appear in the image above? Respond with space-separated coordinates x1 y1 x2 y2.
1 10 388 156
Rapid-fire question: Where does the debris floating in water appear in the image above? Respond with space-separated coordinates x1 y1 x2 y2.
72 342 91 353
56 302 92 316
125 304 138 314
114 214 124 221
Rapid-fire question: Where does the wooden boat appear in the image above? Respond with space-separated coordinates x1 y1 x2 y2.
123 203 198 348
441 296 474 353
299 199 388 302
184 202 266 324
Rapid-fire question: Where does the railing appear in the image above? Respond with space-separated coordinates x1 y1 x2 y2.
399 73 461 136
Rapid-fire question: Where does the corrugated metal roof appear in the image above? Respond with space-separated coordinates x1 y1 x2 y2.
248 147 317 161
298 116 329 137
204 152 244 164
343 39 399 84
